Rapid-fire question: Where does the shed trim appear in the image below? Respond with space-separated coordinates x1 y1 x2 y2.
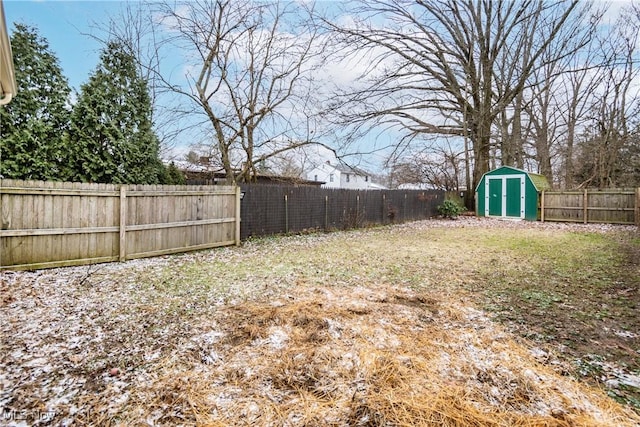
484 175 525 219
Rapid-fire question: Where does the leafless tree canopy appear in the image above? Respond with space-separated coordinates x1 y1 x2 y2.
325 1 612 191
102 0 335 183
388 144 464 192
100 0 640 190
152 0 334 183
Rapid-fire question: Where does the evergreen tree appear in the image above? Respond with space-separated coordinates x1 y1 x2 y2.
0 23 71 180
66 41 163 184
166 162 186 185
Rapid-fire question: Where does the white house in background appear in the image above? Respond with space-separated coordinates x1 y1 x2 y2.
307 160 384 189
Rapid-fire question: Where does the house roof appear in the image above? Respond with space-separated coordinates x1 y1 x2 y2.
0 0 16 105
368 182 388 190
171 161 324 186
334 161 370 177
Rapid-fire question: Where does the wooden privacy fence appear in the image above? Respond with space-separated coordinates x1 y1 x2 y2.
540 188 640 225
0 180 241 270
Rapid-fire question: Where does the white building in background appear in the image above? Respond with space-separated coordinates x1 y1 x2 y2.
0 0 17 105
168 142 387 189
307 160 385 190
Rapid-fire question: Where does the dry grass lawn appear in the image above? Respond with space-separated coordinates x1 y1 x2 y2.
1 217 639 426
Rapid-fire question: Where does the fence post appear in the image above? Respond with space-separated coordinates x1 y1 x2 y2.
382 193 386 224
325 195 329 231
404 193 407 222
636 187 640 227
356 194 360 223
119 185 127 261
583 189 588 224
235 186 241 246
284 194 289 233
540 191 545 222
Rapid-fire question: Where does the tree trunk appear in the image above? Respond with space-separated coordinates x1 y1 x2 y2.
472 120 492 196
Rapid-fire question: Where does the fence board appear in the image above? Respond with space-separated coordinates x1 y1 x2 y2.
0 180 240 270
541 189 637 225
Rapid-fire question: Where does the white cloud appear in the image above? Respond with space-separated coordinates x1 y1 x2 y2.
600 0 634 24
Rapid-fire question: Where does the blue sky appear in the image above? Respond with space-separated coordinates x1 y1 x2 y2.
3 0 631 93
5 0 127 91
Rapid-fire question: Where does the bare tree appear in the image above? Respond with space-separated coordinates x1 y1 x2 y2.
574 9 640 188
388 140 465 191
327 0 583 202
503 3 603 187
554 36 603 188
144 0 331 184
100 1 334 183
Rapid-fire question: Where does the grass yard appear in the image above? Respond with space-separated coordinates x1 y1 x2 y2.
1 217 639 426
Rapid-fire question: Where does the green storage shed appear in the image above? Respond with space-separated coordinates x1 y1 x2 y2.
475 166 550 221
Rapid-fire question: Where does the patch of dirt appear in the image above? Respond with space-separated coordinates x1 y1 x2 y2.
8 285 636 426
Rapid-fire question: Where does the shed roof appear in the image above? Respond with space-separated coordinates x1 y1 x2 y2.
477 166 551 192
528 173 551 191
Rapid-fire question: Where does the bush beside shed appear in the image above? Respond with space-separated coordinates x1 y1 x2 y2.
475 166 550 221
